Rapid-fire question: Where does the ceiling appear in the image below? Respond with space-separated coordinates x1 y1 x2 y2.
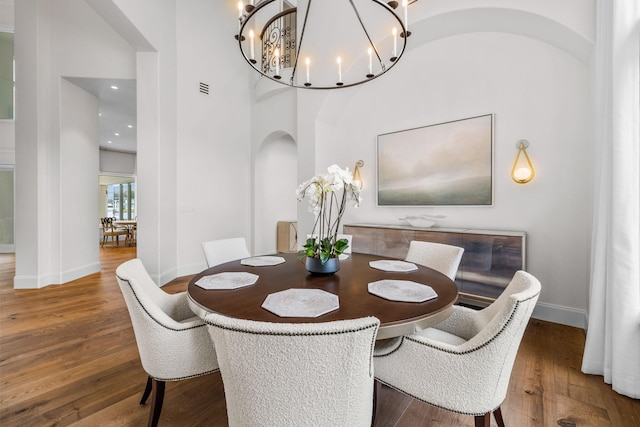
65 77 137 154
99 175 135 186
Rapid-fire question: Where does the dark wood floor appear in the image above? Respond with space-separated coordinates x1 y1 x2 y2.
1 248 638 426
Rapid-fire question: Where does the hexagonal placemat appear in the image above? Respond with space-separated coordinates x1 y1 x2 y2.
195 272 259 290
240 256 286 267
368 280 437 303
369 260 418 272
262 288 339 318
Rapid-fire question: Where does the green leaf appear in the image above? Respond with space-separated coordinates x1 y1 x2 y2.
333 238 349 256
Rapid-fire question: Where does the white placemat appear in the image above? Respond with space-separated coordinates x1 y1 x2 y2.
368 280 437 303
195 272 259 290
241 256 286 267
262 288 339 317
369 260 418 272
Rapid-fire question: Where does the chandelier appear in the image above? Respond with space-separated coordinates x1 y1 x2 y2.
235 0 413 89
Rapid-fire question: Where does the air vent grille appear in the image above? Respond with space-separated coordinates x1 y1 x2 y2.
199 82 209 95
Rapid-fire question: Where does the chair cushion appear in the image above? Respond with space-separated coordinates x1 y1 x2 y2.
415 327 467 346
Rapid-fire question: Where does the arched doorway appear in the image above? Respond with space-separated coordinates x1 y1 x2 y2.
254 132 297 255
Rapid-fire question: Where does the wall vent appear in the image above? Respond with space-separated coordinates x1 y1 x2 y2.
199 82 209 95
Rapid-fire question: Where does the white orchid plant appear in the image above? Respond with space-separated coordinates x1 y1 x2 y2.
296 164 362 264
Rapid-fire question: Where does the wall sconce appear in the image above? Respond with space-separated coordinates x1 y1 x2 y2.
511 140 535 184
353 160 364 189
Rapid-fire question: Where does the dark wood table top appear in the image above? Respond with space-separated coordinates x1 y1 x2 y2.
187 252 458 339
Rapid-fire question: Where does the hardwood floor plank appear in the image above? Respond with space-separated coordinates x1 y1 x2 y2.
0 249 638 427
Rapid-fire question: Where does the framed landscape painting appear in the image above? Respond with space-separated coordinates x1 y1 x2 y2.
377 114 494 206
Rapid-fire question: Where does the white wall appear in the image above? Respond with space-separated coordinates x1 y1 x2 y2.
279 2 595 328
14 0 135 288
13 0 597 328
173 0 252 275
59 78 100 280
254 133 297 255
99 149 136 175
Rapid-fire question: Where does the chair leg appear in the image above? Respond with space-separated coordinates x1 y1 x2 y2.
140 375 153 405
493 407 505 427
371 380 382 427
474 413 491 427
148 378 165 427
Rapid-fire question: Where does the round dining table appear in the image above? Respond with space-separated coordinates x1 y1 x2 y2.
187 252 458 340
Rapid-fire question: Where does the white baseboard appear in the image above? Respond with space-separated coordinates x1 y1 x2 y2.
176 262 208 279
14 262 100 289
155 267 178 287
533 301 587 330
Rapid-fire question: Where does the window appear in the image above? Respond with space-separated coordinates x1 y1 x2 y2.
0 167 14 252
0 32 14 120
100 175 136 221
106 182 136 220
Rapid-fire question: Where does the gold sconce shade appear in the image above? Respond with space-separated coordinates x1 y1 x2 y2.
353 160 364 189
511 140 535 184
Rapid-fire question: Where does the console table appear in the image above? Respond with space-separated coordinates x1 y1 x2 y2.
344 224 526 307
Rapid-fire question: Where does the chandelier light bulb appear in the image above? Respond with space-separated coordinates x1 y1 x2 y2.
403 0 408 30
337 57 343 85
511 140 535 184
392 27 398 59
249 30 255 61
305 57 311 85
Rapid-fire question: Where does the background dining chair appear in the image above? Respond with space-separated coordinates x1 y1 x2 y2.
204 313 380 427
373 270 541 427
116 259 219 427
100 217 128 247
201 237 251 268
404 240 464 280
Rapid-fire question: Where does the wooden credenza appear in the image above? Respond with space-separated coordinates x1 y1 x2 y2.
344 224 526 307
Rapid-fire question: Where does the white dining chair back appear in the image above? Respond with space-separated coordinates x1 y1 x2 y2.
405 240 464 280
204 313 380 427
116 259 218 427
201 237 251 268
374 270 541 427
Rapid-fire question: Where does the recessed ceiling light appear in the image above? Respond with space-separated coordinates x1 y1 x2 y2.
108 140 113 144
98 112 102 116
114 133 119 136
110 85 118 90
127 125 133 128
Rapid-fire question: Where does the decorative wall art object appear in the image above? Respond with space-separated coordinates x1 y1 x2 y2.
377 114 494 206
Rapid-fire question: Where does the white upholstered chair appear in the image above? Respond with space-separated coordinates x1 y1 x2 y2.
204 313 380 427
201 237 250 268
405 240 464 280
374 270 541 427
116 259 219 427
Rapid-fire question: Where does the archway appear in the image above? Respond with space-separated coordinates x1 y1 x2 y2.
254 132 297 255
